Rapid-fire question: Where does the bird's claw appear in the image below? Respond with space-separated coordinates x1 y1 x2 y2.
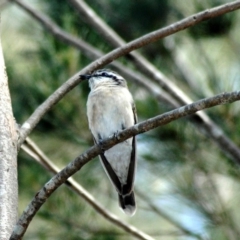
98 138 106 152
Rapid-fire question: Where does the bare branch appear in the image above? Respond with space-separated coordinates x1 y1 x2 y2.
10 91 240 239
21 138 155 240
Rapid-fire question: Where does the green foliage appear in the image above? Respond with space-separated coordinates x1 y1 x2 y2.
87 0 170 39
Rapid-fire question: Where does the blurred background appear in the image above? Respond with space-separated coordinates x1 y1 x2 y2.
1 0 240 239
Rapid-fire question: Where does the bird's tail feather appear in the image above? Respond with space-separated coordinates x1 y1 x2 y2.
118 191 136 216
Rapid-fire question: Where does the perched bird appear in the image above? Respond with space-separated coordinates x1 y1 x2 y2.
80 69 137 216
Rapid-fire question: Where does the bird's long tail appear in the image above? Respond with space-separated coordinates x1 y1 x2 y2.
118 191 136 216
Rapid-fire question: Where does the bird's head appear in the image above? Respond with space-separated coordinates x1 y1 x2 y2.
80 69 127 90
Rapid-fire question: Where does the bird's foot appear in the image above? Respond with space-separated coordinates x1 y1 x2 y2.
113 130 121 141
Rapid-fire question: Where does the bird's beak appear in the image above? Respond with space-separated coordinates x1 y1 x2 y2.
79 74 92 80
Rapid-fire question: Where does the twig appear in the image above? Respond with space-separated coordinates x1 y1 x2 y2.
21 138 155 240
10 91 240 239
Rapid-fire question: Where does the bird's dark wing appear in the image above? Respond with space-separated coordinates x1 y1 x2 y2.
122 103 137 195
93 136 122 194
99 152 122 194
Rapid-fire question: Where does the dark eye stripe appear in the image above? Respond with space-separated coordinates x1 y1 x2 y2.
93 73 116 79
91 70 125 86
102 72 107 77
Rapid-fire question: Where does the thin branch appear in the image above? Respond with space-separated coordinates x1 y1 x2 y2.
21 138 154 240
12 0 240 149
10 91 240 239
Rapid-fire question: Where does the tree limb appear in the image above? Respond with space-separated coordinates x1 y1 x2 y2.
10 91 240 239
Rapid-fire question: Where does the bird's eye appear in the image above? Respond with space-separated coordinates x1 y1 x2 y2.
102 72 107 77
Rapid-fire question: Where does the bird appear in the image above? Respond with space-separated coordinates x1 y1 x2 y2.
80 69 137 216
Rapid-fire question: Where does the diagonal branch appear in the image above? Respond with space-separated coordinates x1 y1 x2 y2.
10 91 240 239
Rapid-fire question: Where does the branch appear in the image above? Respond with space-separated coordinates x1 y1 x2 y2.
13 0 240 148
21 138 154 240
10 91 240 239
